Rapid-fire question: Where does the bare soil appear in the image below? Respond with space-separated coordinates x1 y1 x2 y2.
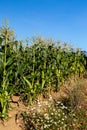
0 79 87 130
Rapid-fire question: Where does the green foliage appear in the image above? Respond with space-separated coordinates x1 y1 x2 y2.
0 24 87 118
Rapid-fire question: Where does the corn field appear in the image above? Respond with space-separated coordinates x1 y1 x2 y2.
0 25 87 118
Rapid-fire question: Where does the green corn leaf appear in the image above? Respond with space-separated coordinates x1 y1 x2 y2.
42 80 45 89
6 57 13 66
23 76 32 89
42 70 44 79
0 37 3 45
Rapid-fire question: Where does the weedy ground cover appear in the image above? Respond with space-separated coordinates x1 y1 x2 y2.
17 79 87 130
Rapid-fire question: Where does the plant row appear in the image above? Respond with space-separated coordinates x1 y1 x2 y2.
0 25 87 118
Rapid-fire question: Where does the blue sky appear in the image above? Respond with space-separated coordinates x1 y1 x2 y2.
0 0 87 51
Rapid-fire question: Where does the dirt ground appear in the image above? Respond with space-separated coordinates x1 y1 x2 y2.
0 101 25 130
0 79 87 130
0 85 60 130
0 109 21 130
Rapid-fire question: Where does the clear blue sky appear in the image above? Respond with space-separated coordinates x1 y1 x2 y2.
0 0 87 51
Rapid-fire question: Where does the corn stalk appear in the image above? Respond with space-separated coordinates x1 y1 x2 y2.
0 26 14 118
